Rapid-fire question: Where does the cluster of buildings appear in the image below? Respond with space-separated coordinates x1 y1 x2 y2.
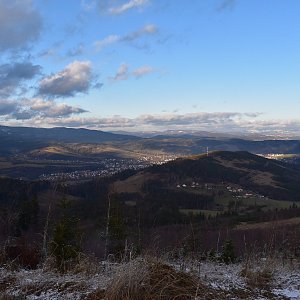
175 181 266 200
39 155 175 181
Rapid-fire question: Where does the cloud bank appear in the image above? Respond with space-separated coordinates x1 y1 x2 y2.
41 113 300 136
0 98 87 121
0 62 41 97
3 109 300 136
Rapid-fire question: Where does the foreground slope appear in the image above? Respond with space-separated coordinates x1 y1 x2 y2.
1 257 299 300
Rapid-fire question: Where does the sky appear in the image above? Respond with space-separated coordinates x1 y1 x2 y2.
1 0 300 135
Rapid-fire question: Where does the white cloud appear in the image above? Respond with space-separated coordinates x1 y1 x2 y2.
110 64 130 81
94 35 120 51
81 0 98 11
121 24 157 42
39 61 98 98
109 64 155 82
25 98 88 118
0 98 87 120
109 0 149 15
132 66 154 78
94 24 158 51
0 0 42 51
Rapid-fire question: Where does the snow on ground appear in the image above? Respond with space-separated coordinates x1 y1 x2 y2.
273 268 300 300
201 261 300 299
0 262 115 299
170 259 300 299
0 259 299 299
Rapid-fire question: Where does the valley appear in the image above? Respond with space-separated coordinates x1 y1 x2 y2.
1 126 300 299
1 126 300 181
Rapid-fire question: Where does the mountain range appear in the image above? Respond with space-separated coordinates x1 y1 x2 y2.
1 125 300 179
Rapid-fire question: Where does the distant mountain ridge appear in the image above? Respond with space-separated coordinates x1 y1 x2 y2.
0 125 140 155
0 125 139 143
2 125 300 162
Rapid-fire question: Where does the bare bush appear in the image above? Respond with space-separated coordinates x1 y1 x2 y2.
104 257 222 300
240 258 274 291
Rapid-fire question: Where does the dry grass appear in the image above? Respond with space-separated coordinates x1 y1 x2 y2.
72 254 105 276
215 157 280 187
0 295 25 300
1 255 296 300
240 258 274 291
235 216 300 230
103 257 223 300
20 280 88 297
86 288 106 300
241 267 273 290
0 275 17 298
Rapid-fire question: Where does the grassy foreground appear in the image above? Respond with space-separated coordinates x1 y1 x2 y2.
0 255 299 300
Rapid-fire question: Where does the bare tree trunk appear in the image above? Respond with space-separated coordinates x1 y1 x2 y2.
42 203 51 261
104 193 111 260
217 230 220 254
41 183 58 262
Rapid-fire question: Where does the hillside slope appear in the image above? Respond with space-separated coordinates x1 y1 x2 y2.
114 151 300 202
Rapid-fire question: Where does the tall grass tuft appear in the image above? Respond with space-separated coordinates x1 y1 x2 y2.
104 257 218 300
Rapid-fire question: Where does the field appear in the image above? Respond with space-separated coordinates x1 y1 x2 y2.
179 209 220 217
235 216 300 230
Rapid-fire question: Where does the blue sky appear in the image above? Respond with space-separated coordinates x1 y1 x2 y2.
1 0 300 134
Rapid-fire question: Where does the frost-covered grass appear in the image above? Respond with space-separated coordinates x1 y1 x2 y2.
0 257 299 299
0 266 108 299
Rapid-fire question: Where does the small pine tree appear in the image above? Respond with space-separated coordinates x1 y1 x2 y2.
108 198 126 259
221 239 236 264
50 198 81 271
208 249 216 261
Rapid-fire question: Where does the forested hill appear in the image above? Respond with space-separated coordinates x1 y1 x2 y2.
114 151 300 202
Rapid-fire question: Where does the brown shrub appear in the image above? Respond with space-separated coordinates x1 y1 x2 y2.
104 257 221 300
240 264 273 291
4 242 40 269
86 289 106 300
